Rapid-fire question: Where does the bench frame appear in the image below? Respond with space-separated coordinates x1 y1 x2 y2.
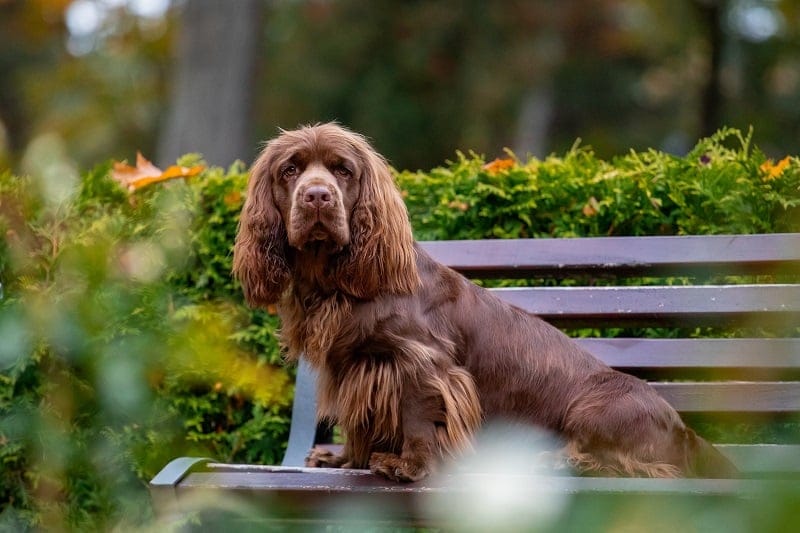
150 233 800 527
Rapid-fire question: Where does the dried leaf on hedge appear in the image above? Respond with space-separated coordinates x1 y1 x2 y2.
760 156 791 181
112 152 204 192
582 196 600 217
483 157 515 175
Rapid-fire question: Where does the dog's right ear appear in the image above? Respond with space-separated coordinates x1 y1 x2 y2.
233 145 291 308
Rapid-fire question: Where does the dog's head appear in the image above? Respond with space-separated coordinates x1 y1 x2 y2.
233 123 419 307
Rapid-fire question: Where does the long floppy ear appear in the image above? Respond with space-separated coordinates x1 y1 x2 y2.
334 134 420 298
232 145 291 308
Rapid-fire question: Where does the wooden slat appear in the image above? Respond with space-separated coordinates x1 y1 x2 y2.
211 445 800 478
421 233 800 278
718 444 800 476
156 466 800 526
490 284 800 327
577 338 800 370
150 444 800 497
651 381 800 413
181 466 791 494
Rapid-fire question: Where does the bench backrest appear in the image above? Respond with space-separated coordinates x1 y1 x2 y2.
282 234 800 472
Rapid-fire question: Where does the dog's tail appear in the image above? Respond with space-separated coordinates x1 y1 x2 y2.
681 427 739 478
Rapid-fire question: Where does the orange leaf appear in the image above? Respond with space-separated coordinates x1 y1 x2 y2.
582 196 600 217
760 156 791 181
483 158 515 175
111 152 204 192
223 191 243 209
447 200 470 212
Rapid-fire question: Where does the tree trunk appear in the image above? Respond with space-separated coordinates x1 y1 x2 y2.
513 83 555 160
694 0 725 138
158 0 263 167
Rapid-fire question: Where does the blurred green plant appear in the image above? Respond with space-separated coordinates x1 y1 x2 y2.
0 127 798 529
0 160 291 530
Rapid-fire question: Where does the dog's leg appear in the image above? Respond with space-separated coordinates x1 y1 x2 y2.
369 438 434 482
369 391 440 482
553 441 681 478
306 437 369 469
369 401 436 481
370 364 481 482
305 445 352 468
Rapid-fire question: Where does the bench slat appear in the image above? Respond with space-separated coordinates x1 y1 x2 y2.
178 469 791 493
149 444 800 494
652 381 800 413
491 284 800 327
578 338 800 371
151 462 800 526
421 233 800 278
208 444 800 478
717 444 800 476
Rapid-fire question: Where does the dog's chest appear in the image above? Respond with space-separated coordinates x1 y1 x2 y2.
317 360 404 437
280 292 356 366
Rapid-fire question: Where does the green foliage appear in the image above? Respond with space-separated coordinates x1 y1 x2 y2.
0 128 798 529
0 161 291 530
399 128 800 240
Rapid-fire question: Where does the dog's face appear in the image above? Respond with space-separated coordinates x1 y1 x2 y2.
233 123 420 306
268 135 362 251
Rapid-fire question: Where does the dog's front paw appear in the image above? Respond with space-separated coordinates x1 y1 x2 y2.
305 446 349 468
369 452 430 482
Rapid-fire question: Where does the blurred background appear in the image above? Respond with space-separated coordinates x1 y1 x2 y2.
1 0 799 177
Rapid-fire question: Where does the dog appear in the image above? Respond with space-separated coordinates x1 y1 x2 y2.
233 123 737 481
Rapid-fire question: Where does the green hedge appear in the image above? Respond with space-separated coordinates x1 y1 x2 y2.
0 128 798 529
399 128 799 240
0 160 291 530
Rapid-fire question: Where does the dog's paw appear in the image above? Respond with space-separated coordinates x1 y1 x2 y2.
305 446 348 468
369 452 430 482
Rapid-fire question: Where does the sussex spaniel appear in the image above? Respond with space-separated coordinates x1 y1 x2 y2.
233 123 737 481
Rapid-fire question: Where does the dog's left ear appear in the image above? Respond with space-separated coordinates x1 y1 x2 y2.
334 136 420 298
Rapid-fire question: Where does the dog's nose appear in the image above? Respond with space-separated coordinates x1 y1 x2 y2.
303 186 332 208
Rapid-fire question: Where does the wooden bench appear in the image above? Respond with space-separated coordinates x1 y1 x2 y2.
150 233 800 529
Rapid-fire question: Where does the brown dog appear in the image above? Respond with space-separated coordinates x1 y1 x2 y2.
233 123 737 481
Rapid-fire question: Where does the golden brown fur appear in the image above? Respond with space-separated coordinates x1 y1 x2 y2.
233 123 737 481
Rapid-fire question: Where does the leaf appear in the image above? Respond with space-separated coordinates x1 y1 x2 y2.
582 196 600 217
483 157 515 175
112 152 204 192
759 156 791 181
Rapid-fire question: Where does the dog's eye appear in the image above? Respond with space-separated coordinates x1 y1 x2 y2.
280 164 298 179
333 165 352 179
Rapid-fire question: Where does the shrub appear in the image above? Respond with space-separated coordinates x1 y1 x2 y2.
0 128 797 529
398 128 799 240
0 161 291 530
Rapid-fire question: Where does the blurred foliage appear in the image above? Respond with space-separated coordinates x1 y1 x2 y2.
0 159 291 530
2 0 800 173
259 0 800 166
0 127 798 528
